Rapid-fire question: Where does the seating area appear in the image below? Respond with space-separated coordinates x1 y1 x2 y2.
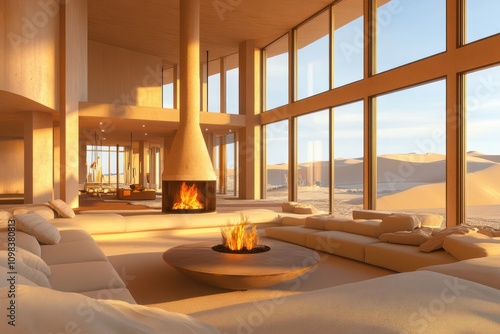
1 200 500 333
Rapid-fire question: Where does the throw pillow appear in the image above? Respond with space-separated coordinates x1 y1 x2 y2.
13 212 61 245
379 228 432 246
0 243 51 277
0 251 51 288
48 199 75 218
419 226 478 252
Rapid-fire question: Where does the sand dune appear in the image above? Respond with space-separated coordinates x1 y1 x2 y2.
267 152 500 214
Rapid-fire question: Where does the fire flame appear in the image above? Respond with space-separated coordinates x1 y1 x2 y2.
221 215 260 251
172 182 204 210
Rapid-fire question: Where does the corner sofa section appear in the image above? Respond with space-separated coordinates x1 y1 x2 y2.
265 210 461 272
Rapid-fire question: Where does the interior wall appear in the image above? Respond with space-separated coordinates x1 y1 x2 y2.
0 139 24 194
88 40 163 108
0 0 59 110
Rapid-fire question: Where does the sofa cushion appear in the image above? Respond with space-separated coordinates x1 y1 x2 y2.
13 212 61 245
0 231 41 256
0 266 38 287
324 217 352 231
419 226 478 252
442 233 500 260
0 285 220 334
12 204 56 221
306 231 380 262
282 202 319 214
342 219 381 238
413 213 443 228
0 245 51 277
49 261 126 293
41 239 108 265
418 255 500 290
279 216 306 226
378 214 419 234
48 199 76 218
365 242 457 272
351 210 393 220
265 226 320 247
379 228 432 246
0 251 51 288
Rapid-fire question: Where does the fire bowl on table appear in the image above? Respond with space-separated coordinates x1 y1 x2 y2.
163 239 320 290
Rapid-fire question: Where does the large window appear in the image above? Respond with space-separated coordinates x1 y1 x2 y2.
265 120 289 200
296 9 331 100
162 67 174 109
465 65 500 228
333 101 364 214
208 60 221 112
465 0 500 44
86 145 125 184
333 0 364 88
264 34 289 110
375 80 446 218
375 0 445 73
297 110 330 211
225 54 239 114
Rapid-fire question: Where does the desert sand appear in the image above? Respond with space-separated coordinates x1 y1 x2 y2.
266 152 500 228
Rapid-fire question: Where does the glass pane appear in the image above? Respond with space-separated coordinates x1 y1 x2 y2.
376 80 446 222
465 0 500 43
465 65 500 229
265 120 289 201
333 0 364 88
297 109 330 212
296 10 330 100
333 101 363 215
225 54 239 114
208 60 221 112
375 0 446 73
264 34 289 110
226 133 236 195
162 67 174 109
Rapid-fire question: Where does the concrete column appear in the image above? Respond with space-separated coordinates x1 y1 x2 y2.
60 0 88 207
138 140 149 187
238 40 261 199
24 111 53 204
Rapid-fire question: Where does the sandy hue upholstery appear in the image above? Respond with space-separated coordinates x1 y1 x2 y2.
442 233 500 260
379 228 432 246
0 251 51 287
419 255 500 290
279 216 306 226
0 266 38 287
41 239 108 265
365 242 457 272
81 288 138 304
306 231 380 262
13 212 61 245
419 226 478 252
0 246 51 277
378 214 419 234
0 211 12 230
48 199 76 218
282 201 319 214
192 271 500 334
0 285 220 334
0 231 41 256
414 213 443 227
351 209 393 220
49 261 126 293
11 204 56 221
342 219 382 238
265 226 319 247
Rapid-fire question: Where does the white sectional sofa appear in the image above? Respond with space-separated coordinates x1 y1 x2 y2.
2 202 500 333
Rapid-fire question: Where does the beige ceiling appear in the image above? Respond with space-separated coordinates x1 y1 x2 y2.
88 0 334 67
3 0 335 143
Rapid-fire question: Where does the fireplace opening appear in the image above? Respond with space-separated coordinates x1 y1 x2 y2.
162 180 216 213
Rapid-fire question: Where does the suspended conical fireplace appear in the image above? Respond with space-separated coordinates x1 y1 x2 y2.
162 0 216 213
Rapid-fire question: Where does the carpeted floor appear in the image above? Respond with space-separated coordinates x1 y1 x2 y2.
94 227 395 315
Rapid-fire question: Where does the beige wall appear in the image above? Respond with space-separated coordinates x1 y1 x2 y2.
88 40 163 108
0 0 59 110
0 139 23 194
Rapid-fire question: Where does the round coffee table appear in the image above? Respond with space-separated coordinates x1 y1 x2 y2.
163 238 320 290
